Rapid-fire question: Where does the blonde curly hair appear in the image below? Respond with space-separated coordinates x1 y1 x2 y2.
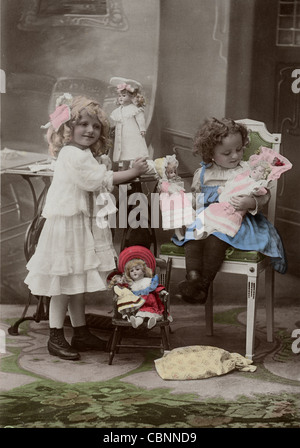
251 160 272 180
124 259 153 284
46 95 111 158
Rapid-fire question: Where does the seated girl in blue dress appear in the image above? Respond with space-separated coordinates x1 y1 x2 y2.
173 117 287 304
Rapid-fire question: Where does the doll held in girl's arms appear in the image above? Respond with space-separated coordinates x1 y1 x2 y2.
154 154 195 241
25 93 148 361
194 147 292 239
110 81 149 163
113 246 171 329
172 117 289 305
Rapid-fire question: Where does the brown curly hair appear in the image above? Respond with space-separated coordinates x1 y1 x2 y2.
193 117 249 163
46 96 111 158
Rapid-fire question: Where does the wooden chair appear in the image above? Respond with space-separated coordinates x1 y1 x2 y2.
48 76 109 113
108 257 172 365
159 119 281 360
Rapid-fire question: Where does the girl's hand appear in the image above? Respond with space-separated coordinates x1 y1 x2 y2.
140 131 146 137
229 195 256 211
131 157 148 176
112 158 148 185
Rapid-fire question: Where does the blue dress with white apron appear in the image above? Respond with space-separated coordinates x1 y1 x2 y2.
172 163 287 273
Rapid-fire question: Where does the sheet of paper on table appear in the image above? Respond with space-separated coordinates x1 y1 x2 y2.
1 147 51 171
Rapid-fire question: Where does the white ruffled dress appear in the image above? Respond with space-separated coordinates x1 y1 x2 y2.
24 145 117 297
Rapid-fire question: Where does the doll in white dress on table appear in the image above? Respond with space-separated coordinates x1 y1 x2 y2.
110 82 149 164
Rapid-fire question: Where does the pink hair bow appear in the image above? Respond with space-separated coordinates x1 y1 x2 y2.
117 83 135 93
41 104 71 131
41 92 72 131
49 104 71 131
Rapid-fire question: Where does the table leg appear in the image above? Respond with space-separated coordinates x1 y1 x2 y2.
8 175 51 335
8 295 50 336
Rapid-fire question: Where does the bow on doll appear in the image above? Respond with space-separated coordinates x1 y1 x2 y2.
117 83 135 93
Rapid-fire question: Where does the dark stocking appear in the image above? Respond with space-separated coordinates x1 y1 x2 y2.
178 236 230 304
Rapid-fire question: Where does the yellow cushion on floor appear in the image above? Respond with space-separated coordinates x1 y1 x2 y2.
155 345 256 380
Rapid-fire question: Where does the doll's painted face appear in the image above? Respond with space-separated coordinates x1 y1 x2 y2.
71 109 101 149
213 133 244 169
112 275 124 284
129 264 144 281
250 165 266 181
166 162 177 180
118 90 133 106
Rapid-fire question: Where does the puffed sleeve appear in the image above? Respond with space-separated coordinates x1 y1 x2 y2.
110 108 120 122
135 109 146 132
64 147 114 192
191 168 201 193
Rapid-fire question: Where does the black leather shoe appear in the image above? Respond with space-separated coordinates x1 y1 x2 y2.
176 287 208 304
71 325 107 351
178 270 209 304
48 328 80 360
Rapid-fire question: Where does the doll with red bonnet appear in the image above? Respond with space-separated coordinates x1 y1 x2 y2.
115 246 171 329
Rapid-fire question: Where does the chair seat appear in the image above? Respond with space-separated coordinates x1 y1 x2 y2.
160 241 265 263
112 317 169 327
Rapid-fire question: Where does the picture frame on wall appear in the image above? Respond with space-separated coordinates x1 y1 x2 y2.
18 0 128 31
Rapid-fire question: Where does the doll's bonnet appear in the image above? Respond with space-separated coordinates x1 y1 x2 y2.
248 146 292 181
154 154 178 179
118 245 156 273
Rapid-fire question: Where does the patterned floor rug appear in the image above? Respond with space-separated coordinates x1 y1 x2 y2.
1 304 300 429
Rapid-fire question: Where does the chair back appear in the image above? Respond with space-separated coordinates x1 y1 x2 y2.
236 119 281 225
155 257 172 291
48 77 109 113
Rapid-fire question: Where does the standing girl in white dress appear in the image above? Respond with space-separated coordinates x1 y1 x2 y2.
24 94 148 360
110 83 149 163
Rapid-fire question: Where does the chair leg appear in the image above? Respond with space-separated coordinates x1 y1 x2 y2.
163 323 171 347
205 285 213 336
245 276 258 360
108 327 122 365
160 326 170 351
265 267 274 343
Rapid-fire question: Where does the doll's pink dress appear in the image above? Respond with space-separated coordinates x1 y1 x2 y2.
159 180 194 230
194 169 268 238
